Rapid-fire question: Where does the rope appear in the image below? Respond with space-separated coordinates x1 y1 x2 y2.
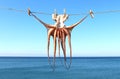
94 10 120 14
31 12 51 15
0 7 26 13
1 7 120 16
0 7 51 15
69 10 120 16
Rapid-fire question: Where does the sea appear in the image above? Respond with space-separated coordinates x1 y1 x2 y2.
0 57 120 79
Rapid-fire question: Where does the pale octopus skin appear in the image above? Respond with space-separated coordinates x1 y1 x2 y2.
28 9 93 70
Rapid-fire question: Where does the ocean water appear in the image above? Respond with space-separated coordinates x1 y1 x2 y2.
0 57 120 79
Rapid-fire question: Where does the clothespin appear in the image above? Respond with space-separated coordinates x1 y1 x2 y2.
63 8 66 14
28 8 31 16
90 10 94 18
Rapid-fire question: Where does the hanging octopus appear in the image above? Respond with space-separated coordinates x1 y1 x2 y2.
28 9 94 70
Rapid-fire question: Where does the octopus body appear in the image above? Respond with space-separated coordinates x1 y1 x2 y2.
28 9 93 70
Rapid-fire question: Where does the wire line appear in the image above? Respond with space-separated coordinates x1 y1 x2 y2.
1 7 120 16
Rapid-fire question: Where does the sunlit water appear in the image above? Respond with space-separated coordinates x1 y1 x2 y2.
0 57 120 79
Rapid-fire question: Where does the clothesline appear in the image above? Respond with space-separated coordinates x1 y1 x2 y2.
0 7 120 16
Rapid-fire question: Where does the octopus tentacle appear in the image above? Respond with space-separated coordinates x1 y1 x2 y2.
67 15 88 31
53 29 57 70
47 28 55 68
67 32 72 69
62 30 67 62
57 30 60 57
58 30 64 65
60 31 65 59
30 13 55 29
63 28 72 69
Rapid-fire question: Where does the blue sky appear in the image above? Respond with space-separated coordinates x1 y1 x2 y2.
0 0 120 57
